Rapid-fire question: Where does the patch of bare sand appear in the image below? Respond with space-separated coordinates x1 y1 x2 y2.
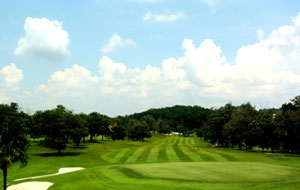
14 167 84 181
8 181 53 190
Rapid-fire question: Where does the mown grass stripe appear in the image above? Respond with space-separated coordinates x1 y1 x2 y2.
169 136 176 144
182 138 187 145
204 149 228 161
173 143 193 162
118 148 137 164
102 149 121 162
165 144 181 162
197 151 217 161
125 147 144 164
163 136 171 144
182 141 203 162
136 146 153 163
146 143 161 163
157 144 169 162
110 149 131 163
216 152 238 161
179 137 186 145
189 137 194 146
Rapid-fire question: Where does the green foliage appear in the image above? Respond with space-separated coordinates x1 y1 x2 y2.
32 105 70 154
202 103 235 146
0 103 29 190
68 114 89 146
131 105 211 133
127 119 151 141
87 112 109 141
200 95 300 153
109 118 126 141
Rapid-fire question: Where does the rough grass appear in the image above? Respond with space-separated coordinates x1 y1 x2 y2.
3 135 300 190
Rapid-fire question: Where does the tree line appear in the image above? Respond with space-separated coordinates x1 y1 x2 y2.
198 96 300 153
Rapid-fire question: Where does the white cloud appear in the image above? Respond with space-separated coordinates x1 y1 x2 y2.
100 34 134 53
0 64 23 89
14 17 70 61
143 10 185 23
0 64 23 103
38 64 98 94
98 56 126 81
12 12 300 116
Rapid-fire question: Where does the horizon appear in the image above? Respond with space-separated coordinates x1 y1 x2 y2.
1 0 300 117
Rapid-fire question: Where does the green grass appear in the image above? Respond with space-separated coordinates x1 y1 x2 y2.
3 135 300 190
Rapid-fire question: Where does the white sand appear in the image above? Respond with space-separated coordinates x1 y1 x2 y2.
8 181 53 190
14 167 84 181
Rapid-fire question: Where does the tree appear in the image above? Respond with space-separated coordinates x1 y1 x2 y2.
224 103 257 149
0 103 29 190
156 119 171 134
127 119 151 141
109 123 126 140
68 113 89 147
141 115 156 131
291 95 300 109
87 112 108 141
38 105 69 154
31 110 45 140
202 103 235 147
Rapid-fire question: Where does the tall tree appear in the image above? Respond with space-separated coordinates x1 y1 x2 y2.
0 103 29 190
68 113 89 147
87 112 108 141
224 103 257 148
127 119 151 141
202 103 235 147
37 105 69 154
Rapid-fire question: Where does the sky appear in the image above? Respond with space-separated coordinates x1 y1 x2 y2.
1 0 300 116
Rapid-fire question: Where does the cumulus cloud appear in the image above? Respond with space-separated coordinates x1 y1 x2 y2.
38 64 98 94
100 34 134 53
143 10 185 23
0 64 24 103
14 17 70 61
0 64 23 89
14 12 300 115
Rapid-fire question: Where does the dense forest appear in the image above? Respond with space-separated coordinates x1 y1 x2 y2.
0 95 300 155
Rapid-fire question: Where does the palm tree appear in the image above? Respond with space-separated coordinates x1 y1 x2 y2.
0 103 29 190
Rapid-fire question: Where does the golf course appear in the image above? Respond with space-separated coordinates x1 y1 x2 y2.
3 135 300 190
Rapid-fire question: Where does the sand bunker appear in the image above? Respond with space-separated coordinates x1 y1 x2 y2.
8 181 53 190
14 167 84 181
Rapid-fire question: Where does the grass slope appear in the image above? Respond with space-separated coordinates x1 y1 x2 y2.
2 135 300 190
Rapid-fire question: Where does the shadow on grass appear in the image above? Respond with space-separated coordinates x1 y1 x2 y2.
34 152 83 157
71 145 88 149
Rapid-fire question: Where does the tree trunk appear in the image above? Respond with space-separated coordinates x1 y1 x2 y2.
102 135 104 141
3 162 7 190
58 148 61 155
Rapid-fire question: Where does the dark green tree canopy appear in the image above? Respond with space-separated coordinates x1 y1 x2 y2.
0 103 29 190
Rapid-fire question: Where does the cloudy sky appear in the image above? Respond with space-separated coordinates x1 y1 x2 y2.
1 0 300 116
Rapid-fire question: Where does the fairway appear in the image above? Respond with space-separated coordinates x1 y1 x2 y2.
122 162 299 183
3 136 300 190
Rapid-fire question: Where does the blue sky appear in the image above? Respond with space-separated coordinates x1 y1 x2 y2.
1 0 300 116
